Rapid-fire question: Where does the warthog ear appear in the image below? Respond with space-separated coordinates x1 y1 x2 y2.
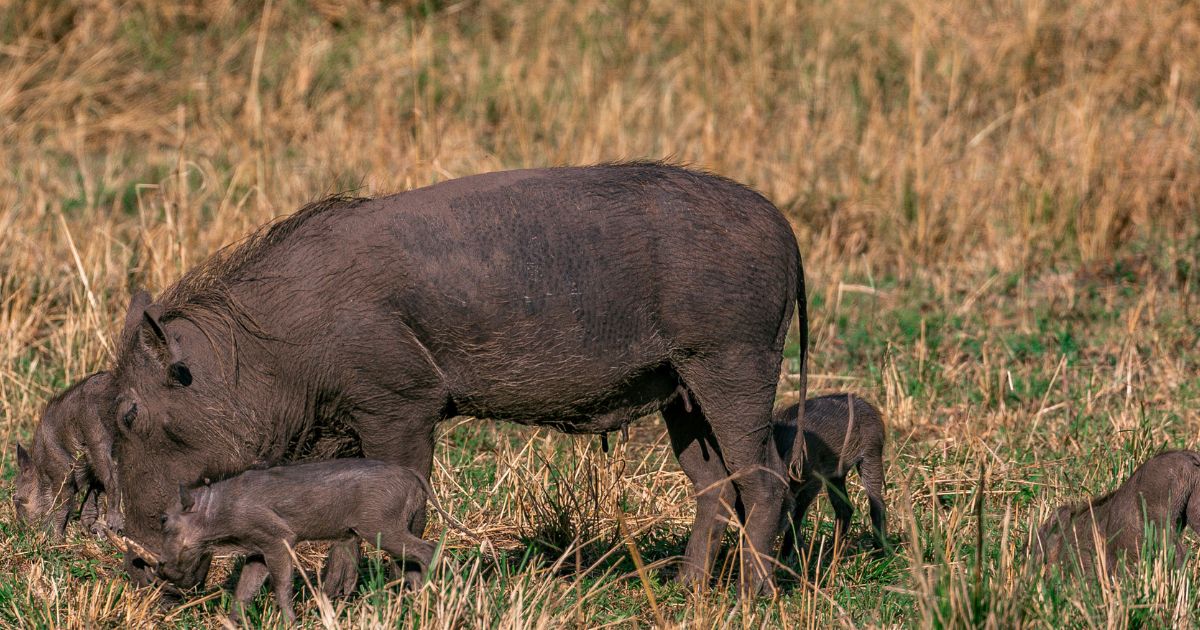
168 363 192 387
15 443 31 473
141 304 193 388
179 483 195 512
122 290 152 341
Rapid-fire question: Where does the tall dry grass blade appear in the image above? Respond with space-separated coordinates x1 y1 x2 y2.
57 213 109 354
615 508 665 628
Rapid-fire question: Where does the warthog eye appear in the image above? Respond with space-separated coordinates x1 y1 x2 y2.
122 403 138 428
160 514 168 527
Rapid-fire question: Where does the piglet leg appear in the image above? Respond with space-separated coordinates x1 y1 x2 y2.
780 480 821 562
1185 490 1200 539
230 555 270 624
375 531 436 591
79 487 101 535
828 476 854 548
859 449 888 549
321 540 361 598
264 543 297 624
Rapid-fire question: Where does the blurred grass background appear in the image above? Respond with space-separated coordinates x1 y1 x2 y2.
1 0 1199 626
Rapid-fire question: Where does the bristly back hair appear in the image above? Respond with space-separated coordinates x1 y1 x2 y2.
160 194 368 318
1064 490 1118 519
146 163 767 346
587 159 777 211
119 194 368 380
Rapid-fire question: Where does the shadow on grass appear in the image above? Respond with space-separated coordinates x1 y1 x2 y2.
497 523 688 582
759 522 907 603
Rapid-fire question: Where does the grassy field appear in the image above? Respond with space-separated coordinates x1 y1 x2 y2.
2 0 1199 627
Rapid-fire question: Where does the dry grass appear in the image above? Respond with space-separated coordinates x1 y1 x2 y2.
1 0 1199 627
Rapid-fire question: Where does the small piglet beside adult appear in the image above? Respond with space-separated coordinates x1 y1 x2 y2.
1034 450 1200 575
156 459 463 623
773 393 886 557
13 371 122 538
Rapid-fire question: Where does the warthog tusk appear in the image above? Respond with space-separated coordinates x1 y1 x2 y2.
100 525 161 567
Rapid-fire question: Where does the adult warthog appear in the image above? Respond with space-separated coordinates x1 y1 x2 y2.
107 162 808 596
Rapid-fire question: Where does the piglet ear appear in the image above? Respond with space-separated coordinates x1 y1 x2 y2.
15 443 31 473
179 484 195 512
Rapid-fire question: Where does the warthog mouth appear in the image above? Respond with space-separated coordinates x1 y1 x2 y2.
100 525 192 594
99 525 211 590
162 564 210 592
101 525 162 568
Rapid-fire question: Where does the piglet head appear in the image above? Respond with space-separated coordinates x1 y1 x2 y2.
155 484 213 589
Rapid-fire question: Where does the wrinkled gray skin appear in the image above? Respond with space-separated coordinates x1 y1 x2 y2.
158 460 439 624
772 393 885 557
13 372 122 538
108 163 808 596
1034 450 1200 575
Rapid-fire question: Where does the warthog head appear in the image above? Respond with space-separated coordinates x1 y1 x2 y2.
12 443 72 537
108 290 244 586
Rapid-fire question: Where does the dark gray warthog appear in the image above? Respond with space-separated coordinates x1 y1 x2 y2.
107 162 808 596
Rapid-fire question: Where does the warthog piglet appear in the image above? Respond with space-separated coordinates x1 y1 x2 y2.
773 393 886 557
1035 450 1200 575
157 459 465 623
14 371 121 538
